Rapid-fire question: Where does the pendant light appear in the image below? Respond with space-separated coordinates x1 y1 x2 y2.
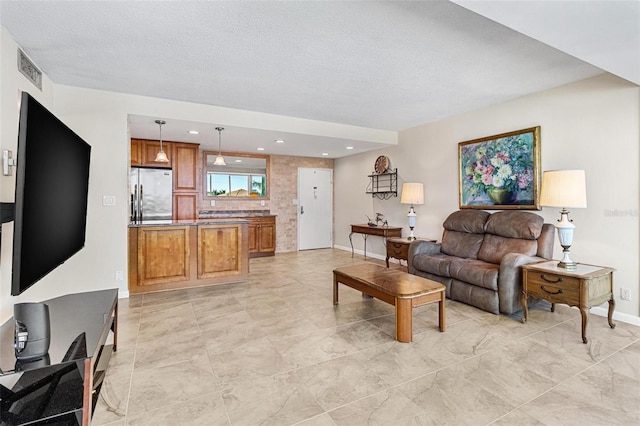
154 119 169 163
213 127 226 166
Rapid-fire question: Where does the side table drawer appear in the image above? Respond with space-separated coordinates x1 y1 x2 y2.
526 271 580 305
387 242 409 259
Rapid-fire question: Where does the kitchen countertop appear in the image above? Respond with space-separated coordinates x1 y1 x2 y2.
129 218 250 227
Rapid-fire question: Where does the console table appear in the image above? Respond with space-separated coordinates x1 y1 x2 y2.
0 289 118 425
349 224 402 258
521 261 615 344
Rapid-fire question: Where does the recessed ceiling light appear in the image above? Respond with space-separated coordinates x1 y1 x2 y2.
322 153 329 156
188 130 199 135
275 139 285 144
235 159 242 163
346 146 354 150
257 147 265 151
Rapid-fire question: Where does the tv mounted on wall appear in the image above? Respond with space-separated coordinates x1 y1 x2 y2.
10 92 91 296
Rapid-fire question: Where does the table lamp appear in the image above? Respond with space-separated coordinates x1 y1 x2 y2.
539 170 587 270
400 182 424 240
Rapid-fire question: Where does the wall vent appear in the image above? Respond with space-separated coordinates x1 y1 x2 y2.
18 49 42 90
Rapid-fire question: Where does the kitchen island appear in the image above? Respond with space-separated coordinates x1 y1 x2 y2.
128 219 249 294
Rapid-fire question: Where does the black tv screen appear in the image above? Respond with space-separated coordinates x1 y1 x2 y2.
11 92 91 296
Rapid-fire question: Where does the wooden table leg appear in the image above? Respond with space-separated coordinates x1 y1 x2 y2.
579 306 589 344
396 298 412 343
438 291 446 332
521 290 528 324
608 298 616 329
333 274 339 305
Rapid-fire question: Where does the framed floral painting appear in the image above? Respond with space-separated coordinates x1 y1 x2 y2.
458 126 541 210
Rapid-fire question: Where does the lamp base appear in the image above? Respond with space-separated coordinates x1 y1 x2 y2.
407 227 416 240
557 247 577 270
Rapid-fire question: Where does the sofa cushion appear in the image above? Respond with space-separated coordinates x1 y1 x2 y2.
411 253 457 277
484 211 544 240
477 234 538 264
441 230 485 259
449 258 499 290
443 210 490 233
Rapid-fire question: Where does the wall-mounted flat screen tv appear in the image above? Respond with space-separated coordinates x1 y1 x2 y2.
11 92 91 296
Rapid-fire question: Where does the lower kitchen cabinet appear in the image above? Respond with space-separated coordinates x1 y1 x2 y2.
247 216 276 257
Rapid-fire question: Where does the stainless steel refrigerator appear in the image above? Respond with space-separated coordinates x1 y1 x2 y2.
130 167 173 222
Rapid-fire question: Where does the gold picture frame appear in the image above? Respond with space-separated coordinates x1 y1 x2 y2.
458 126 541 210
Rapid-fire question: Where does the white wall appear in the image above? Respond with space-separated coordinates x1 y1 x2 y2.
335 74 640 320
0 28 56 322
0 28 395 322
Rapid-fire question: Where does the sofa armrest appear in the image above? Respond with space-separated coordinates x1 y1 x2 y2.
408 240 442 274
498 253 546 314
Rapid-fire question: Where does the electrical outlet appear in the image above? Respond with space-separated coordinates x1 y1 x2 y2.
102 195 116 206
115 270 124 282
620 288 631 301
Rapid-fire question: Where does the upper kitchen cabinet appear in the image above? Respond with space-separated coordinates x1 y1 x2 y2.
173 142 199 192
131 138 173 168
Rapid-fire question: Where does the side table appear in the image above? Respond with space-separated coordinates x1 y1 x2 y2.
386 237 436 268
521 260 615 344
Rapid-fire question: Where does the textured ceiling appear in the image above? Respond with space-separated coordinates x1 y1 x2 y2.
2 1 630 157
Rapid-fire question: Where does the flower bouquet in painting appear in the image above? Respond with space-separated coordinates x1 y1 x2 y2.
459 127 540 209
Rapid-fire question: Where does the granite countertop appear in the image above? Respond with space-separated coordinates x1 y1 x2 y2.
129 218 250 227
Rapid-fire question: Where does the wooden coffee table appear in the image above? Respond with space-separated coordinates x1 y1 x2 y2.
333 263 446 343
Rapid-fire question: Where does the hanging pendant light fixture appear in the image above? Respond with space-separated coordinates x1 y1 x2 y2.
154 119 169 163
213 127 226 166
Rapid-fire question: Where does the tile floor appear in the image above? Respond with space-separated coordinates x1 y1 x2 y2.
93 249 640 425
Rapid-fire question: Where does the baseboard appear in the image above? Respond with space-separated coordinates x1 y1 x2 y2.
333 244 386 261
590 306 640 326
118 289 130 299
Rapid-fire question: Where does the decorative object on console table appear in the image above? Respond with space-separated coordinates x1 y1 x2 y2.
458 126 541 210
521 260 615 344
386 237 436 268
400 182 424 240
349 223 402 258
539 169 587 270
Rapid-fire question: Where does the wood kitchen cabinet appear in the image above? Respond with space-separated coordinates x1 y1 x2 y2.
129 221 249 294
247 216 276 257
172 142 200 220
173 193 198 221
172 142 199 192
131 138 172 168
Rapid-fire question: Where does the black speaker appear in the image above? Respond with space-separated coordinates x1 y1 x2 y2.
14 302 50 360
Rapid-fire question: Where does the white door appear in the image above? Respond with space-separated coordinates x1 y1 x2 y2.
298 168 333 250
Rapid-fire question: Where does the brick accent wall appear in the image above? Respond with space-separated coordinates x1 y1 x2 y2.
199 153 333 253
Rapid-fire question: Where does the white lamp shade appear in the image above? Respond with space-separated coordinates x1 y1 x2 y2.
401 183 424 205
539 170 587 208
154 149 169 163
213 155 226 166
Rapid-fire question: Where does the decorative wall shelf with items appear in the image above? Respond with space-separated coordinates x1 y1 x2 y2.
366 155 397 200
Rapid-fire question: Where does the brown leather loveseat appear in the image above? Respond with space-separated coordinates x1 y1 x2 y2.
408 210 554 314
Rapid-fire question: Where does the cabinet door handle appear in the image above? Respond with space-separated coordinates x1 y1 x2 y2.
540 285 564 295
540 274 563 284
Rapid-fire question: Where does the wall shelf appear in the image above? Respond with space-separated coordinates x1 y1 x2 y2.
366 168 397 200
